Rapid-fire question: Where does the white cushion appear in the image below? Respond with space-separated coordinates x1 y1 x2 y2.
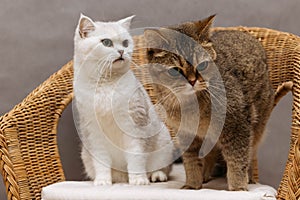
42 164 277 200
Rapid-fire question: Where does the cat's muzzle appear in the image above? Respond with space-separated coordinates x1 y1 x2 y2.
113 57 125 63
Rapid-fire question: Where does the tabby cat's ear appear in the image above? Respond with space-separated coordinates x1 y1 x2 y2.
194 14 216 42
144 28 171 49
195 15 217 60
118 15 135 30
78 13 96 38
144 28 171 58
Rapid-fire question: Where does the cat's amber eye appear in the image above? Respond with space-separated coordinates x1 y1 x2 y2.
196 61 209 72
122 40 129 48
101 39 113 47
168 67 182 77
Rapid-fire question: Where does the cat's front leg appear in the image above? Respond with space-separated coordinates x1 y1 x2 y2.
202 147 219 183
93 162 112 186
181 136 204 189
81 142 112 185
81 146 112 185
125 138 150 185
92 151 112 186
89 134 113 186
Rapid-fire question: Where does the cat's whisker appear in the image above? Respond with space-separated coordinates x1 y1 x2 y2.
201 91 211 104
107 61 114 79
97 60 109 80
96 59 112 83
209 82 228 89
209 86 239 116
94 55 112 78
95 55 109 66
210 84 243 99
100 55 113 78
208 84 236 103
207 87 227 102
103 60 112 80
210 80 225 84
200 91 222 115
155 91 173 105
170 100 178 119
201 84 226 104
207 89 227 107
129 60 140 68
97 59 109 73
170 103 175 119
207 87 233 114
130 59 180 107
209 93 227 113
107 55 114 79
153 90 177 118
101 60 110 79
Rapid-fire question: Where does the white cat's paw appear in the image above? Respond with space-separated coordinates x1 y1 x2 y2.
94 178 112 186
129 174 150 185
151 171 168 182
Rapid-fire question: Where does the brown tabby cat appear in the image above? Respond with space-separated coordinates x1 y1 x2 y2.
144 15 274 191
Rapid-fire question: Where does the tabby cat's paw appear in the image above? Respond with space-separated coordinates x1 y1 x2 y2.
129 174 150 185
248 179 257 184
228 186 248 191
203 174 212 183
181 184 202 190
151 171 168 182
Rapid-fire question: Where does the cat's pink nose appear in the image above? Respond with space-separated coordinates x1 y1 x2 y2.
118 50 124 56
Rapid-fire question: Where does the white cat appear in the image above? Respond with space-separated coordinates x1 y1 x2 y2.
73 14 173 186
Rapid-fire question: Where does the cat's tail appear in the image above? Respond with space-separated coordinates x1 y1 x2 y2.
274 81 293 108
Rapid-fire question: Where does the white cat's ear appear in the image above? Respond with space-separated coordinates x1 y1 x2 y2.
78 13 96 38
118 15 135 30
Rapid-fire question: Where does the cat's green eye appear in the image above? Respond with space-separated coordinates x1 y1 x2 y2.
122 40 129 48
168 67 182 77
101 39 113 47
196 61 209 72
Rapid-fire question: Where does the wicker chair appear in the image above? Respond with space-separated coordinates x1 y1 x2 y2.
0 27 299 200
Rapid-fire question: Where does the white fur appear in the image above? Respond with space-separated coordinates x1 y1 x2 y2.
73 14 173 186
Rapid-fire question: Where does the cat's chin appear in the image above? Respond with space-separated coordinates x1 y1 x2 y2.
111 61 130 75
112 58 129 67
113 58 125 64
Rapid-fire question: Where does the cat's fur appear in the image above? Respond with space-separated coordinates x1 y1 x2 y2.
144 15 274 190
73 14 173 186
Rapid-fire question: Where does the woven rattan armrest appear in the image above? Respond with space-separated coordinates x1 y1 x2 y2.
0 61 73 199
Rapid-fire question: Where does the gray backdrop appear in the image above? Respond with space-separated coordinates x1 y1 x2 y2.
0 0 299 199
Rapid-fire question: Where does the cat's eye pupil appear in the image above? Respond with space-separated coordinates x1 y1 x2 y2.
122 40 129 48
101 39 113 47
168 67 181 77
196 61 209 72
